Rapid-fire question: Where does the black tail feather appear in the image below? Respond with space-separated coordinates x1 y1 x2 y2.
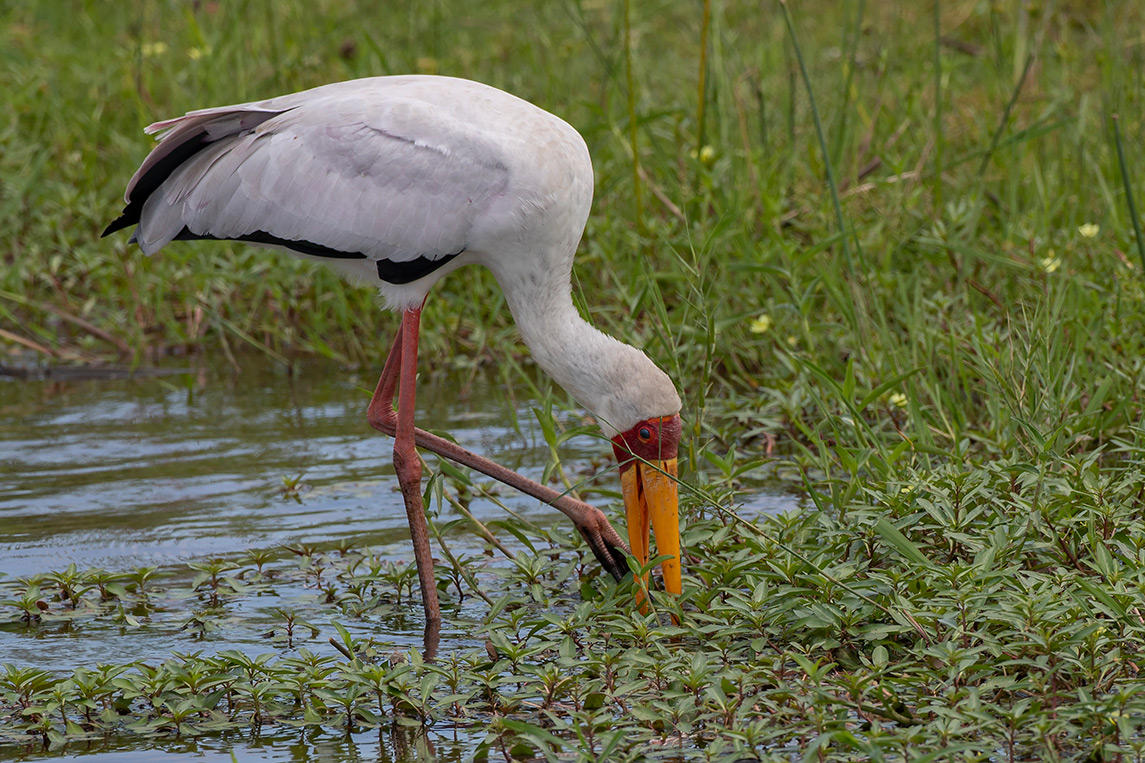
101 131 213 240
101 212 134 238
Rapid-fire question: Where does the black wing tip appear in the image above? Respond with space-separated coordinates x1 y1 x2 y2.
103 130 212 241
101 209 137 238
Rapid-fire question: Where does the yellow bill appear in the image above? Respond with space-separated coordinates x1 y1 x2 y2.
620 457 681 596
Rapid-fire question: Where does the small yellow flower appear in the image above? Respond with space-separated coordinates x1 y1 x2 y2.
786 335 798 347
900 486 912 494
141 41 168 57
689 145 717 165
749 314 772 334
1078 223 1099 239
889 392 908 409
188 46 208 61
1040 253 1061 273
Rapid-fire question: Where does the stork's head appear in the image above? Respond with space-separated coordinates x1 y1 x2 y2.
513 314 683 594
611 413 682 595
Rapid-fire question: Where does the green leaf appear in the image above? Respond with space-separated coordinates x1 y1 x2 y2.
583 692 607 711
874 518 937 570
501 718 565 749
857 367 924 411
1074 578 1126 619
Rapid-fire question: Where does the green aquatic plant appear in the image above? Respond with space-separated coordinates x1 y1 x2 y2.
0 584 49 624
266 609 320 649
43 565 91 609
187 559 243 608
279 473 307 502
2 474 1145 757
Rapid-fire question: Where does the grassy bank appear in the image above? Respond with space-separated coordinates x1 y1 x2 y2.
4 0 1145 759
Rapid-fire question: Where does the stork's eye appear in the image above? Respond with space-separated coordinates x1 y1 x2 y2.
637 426 653 442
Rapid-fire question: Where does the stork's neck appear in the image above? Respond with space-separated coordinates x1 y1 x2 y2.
495 269 681 437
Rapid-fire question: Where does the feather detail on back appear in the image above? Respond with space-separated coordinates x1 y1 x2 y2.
105 78 516 265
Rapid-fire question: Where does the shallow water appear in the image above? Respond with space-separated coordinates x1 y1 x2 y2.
0 358 799 760
0 361 598 580
2 724 465 762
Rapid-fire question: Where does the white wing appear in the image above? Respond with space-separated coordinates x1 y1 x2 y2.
124 78 512 265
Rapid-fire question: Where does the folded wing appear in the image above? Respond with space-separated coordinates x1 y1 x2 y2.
105 81 512 270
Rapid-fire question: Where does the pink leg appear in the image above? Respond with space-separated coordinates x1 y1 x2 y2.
368 308 441 625
367 324 403 426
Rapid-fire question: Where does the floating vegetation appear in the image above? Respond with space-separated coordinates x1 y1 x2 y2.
4 446 1145 760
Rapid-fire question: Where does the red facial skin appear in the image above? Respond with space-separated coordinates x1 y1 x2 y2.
611 413 682 472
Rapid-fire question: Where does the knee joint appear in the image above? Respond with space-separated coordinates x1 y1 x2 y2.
367 407 397 435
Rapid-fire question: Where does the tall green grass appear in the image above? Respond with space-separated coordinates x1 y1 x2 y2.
4 3 1143 443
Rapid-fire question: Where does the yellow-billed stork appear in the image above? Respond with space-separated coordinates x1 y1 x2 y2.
103 75 682 628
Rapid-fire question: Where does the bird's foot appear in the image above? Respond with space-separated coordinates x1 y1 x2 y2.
575 507 631 583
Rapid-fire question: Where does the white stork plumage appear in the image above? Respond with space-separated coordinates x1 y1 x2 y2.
104 75 683 628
